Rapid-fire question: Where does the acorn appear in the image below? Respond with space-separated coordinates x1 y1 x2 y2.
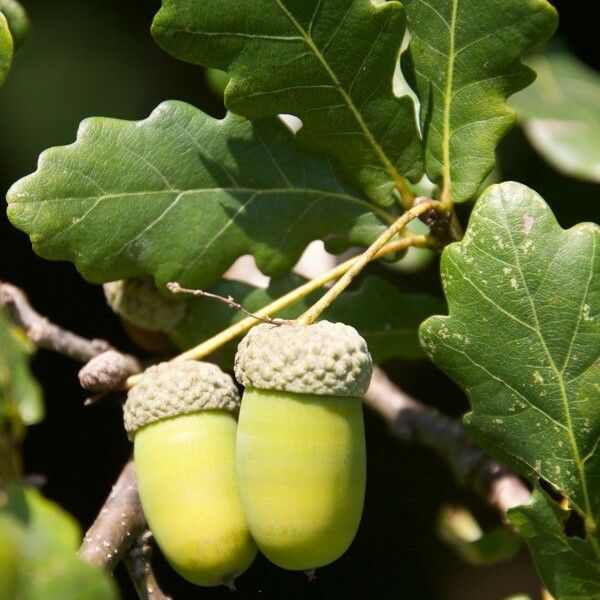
104 276 185 353
234 321 371 571
124 360 257 587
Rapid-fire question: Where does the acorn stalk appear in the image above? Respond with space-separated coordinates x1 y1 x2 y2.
124 361 256 587
234 320 371 571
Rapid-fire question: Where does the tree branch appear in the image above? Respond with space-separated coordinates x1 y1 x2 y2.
126 235 431 387
79 461 146 571
124 531 172 600
0 281 111 362
79 461 171 599
0 281 141 394
364 367 531 514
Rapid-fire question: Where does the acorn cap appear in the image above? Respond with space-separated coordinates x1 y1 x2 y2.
124 361 240 436
104 276 186 332
234 321 372 398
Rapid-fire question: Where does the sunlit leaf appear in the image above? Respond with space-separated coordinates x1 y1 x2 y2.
7 101 389 290
510 486 600 600
152 0 423 206
402 0 557 202
511 52 600 183
420 182 600 595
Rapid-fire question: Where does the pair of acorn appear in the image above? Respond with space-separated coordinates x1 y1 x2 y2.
125 319 373 588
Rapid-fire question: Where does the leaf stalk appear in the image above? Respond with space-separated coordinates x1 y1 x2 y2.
298 200 439 325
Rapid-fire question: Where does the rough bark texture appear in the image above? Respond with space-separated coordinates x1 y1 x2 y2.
79 461 145 571
364 367 532 514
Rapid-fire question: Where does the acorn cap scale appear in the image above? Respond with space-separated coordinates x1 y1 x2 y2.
104 276 186 332
124 361 240 437
234 321 372 398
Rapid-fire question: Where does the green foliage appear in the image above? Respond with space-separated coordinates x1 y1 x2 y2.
511 52 600 183
0 308 42 428
510 486 600 600
0 484 117 599
205 68 229 99
171 275 443 365
0 0 28 85
151 0 423 206
324 276 444 362
402 0 557 203
7 101 389 289
437 505 521 566
0 0 29 50
420 182 600 597
3 1 598 596
0 11 13 86
0 314 115 597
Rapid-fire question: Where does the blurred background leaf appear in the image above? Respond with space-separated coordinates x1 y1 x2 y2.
437 505 522 566
0 0 29 50
0 11 12 86
510 51 600 183
205 68 228 99
0 307 42 428
0 483 117 599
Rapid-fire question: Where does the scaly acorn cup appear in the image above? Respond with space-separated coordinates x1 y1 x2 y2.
124 361 257 587
104 276 186 352
234 320 372 571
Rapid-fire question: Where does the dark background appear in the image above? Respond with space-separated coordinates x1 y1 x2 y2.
0 1 598 598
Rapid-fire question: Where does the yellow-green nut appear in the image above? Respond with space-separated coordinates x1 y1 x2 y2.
124 360 257 587
234 320 372 571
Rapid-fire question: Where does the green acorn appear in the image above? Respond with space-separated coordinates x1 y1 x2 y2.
124 360 256 587
234 320 371 571
104 276 186 352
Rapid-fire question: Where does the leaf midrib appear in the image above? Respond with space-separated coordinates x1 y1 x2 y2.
271 0 407 191
499 191 600 557
441 0 458 204
12 186 394 225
